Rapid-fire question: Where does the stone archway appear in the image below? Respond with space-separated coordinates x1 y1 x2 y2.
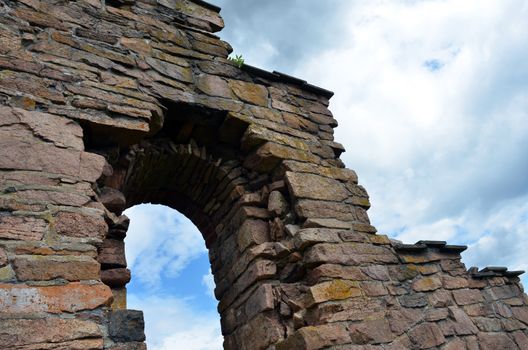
1 1 528 349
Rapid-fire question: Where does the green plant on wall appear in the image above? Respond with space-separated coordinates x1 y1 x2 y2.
228 54 245 68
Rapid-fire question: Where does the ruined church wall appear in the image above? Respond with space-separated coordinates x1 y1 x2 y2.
0 0 527 349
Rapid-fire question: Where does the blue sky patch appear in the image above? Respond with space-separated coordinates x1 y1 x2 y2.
423 59 444 71
128 252 217 313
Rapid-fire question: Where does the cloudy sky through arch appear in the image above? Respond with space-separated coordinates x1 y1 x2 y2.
126 1 528 348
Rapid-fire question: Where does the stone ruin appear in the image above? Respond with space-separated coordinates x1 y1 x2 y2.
0 0 527 349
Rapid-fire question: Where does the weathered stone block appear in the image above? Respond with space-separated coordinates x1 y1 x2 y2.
237 219 270 252
99 187 127 214
453 289 484 305
217 259 277 305
448 306 478 335
12 255 100 281
98 239 127 267
340 229 368 242
398 293 428 308
512 306 528 325
244 284 275 321
242 123 310 153
295 199 356 221
412 276 442 292
388 308 423 335
474 317 502 332
0 282 112 313
0 318 102 348
485 285 522 301
196 74 234 99
293 228 342 250
443 275 469 289
244 142 319 173
305 243 398 265
10 188 92 207
286 171 349 201
1 106 84 149
276 323 351 350
101 268 132 287
0 213 47 241
512 330 528 349
108 310 146 343
443 338 467 350
362 265 390 281
408 322 446 348
399 251 461 264
425 308 449 322
0 265 15 281
349 319 395 344
413 264 440 275
478 332 517 350
228 80 268 106
0 130 105 181
233 313 283 350
0 247 7 267
54 211 107 239
360 281 388 296
281 160 358 182
145 56 193 83
428 289 454 307
267 190 289 217
308 279 361 306
111 287 128 310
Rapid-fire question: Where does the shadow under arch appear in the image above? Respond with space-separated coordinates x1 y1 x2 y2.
121 138 248 248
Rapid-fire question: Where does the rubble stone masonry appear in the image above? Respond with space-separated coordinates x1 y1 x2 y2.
0 0 527 349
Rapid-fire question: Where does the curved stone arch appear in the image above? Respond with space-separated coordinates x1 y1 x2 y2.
91 99 358 348
0 1 527 349
120 140 243 244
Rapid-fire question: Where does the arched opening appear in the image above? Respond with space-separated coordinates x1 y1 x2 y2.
124 203 222 349
86 101 289 349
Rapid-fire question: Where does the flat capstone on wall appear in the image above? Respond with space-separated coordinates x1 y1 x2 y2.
0 0 527 349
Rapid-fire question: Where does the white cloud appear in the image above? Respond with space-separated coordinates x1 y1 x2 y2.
394 217 463 244
217 0 350 72
202 271 216 300
295 0 528 270
463 194 528 270
128 294 223 350
124 205 222 348
124 204 207 288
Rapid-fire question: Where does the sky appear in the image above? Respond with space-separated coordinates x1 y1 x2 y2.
125 1 528 348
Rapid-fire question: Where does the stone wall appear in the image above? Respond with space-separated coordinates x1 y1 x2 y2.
0 0 527 349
